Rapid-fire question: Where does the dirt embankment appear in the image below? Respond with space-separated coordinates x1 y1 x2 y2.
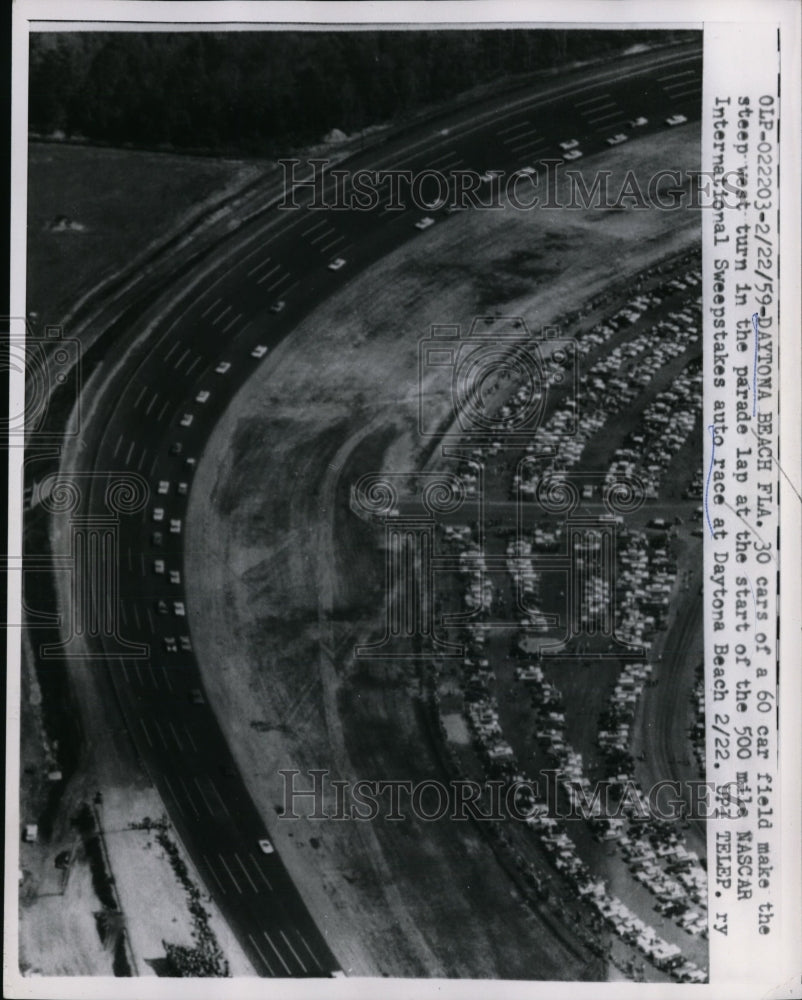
186 128 701 977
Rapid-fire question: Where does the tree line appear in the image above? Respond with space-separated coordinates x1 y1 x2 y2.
29 30 696 156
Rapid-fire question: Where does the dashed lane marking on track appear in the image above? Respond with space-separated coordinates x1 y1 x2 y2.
248 854 274 891
136 448 149 473
156 400 170 422
576 93 614 107
152 719 169 748
182 725 197 751
669 85 701 99
221 313 243 334
139 718 153 748
160 664 173 692
113 434 123 458
124 441 135 466
503 125 539 143
319 235 345 254
178 776 201 818
133 385 148 408
247 933 276 976
193 777 214 813
145 607 155 633
582 100 616 115
429 150 461 167
256 265 282 286
185 355 202 377
263 931 293 975
234 853 259 893
296 929 321 967
509 140 550 157
203 854 227 895
173 348 190 370
588 111 620 125
302 218 328 237
145 392 159 416
211 304 232 326
279 929 308 973
247 255 273 277
658 69 695 83
218 854 243 894
207 778 231 817
132 603 141 631
498 118 530 135
163 342 179 363
265 273 294 295
200 296 222 319
162 775 184 817
168 721 183 751
309 226 336 246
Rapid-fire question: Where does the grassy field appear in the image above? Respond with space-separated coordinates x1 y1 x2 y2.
25 142 270 324
185 126 701 976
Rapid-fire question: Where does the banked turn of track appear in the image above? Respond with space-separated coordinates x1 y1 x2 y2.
45 44 702 977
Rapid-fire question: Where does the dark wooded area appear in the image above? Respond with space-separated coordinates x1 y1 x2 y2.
29 30 696 155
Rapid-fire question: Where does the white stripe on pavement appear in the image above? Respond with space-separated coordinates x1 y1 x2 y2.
262 930 292 975
280 929 307 973
218 854 243 894
234 853 259 893
247 933 276 976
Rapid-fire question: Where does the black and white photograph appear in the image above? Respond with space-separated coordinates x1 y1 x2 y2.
5 3 801 997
